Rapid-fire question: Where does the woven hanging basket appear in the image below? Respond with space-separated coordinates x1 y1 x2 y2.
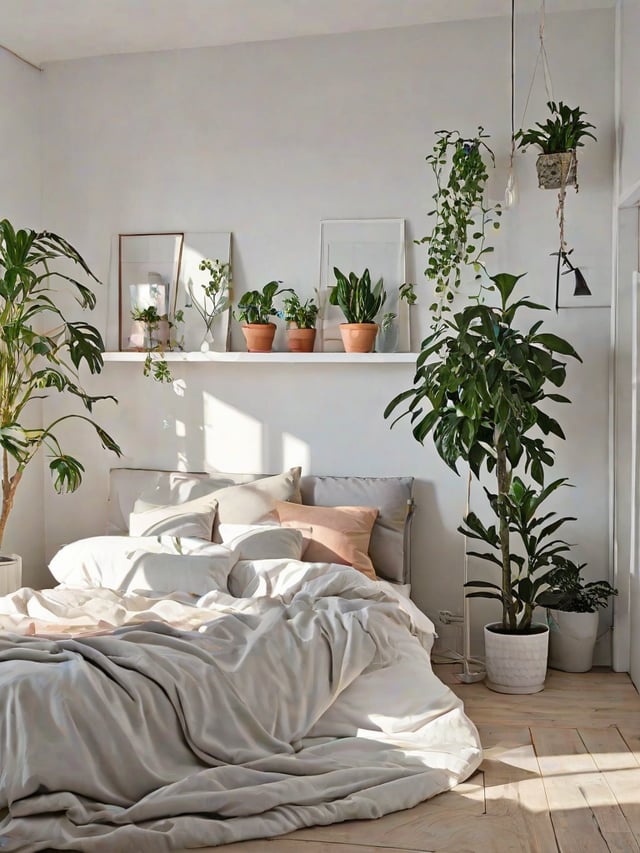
536 151 577 189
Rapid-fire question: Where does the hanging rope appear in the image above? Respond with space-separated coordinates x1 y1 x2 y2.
520 0 555 130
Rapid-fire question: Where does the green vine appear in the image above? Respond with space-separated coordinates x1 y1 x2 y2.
418 128 501 314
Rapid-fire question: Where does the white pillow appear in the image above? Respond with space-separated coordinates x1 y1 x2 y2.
129 495 218 538
49 535 234 595
218 523 305 561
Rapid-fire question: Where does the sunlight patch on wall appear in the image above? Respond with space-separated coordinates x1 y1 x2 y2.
282 432 310 474
202 392 263 472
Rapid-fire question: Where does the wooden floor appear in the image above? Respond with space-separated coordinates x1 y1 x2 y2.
209 665 640 853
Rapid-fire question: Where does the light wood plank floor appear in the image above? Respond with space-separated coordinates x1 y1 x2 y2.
206 666 640 853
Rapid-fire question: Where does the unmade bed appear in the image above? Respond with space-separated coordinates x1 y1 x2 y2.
0 468 481 852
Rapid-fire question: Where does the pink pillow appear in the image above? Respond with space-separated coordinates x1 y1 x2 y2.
274 501 379 581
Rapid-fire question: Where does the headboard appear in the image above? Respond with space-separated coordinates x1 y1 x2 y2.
107 468 415 585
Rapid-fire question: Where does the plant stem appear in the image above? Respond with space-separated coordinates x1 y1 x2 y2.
496 437 516 630
0 450 22 550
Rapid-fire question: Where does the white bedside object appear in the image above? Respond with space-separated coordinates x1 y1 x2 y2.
0 554 22 596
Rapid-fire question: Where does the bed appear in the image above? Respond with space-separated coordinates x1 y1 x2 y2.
0 467 481 852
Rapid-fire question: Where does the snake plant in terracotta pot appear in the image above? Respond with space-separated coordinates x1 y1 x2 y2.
0 219 122 585
329 267 386 353
386 271 582 693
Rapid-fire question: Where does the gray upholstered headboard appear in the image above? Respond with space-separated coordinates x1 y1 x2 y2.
107 468 415 584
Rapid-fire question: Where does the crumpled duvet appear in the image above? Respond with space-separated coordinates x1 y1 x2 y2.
0 557 481 852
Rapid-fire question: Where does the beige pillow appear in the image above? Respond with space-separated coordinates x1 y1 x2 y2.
213 468 302 529
275 501 379 581
130 495 218 538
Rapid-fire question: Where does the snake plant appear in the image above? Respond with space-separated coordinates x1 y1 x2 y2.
329 267 386 324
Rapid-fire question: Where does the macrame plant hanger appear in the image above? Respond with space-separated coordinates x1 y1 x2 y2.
521 0 591 309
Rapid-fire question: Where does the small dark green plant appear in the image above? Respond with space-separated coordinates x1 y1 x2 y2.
130 305 173 383
515 101 596 154
462 477 576 631
280 292 319 329
0 219 122 546
537 559 618 613
419 128 501 313
235 281 287 325
385 272 581 631
329 267 386 324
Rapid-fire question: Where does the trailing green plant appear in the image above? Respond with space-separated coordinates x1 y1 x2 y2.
385 271 581 632
0 218 122 547
329 267 386 324
418 128 502 313
235 281 287 325
515 101 596 154
189 257 231 335
462 477 576 631
130 305 175 383
537 558 618 613
280 291 319 329
399 282 417 306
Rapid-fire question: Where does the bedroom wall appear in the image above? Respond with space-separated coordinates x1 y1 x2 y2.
619 0 640 200
39 9 615 657
0 49 46 586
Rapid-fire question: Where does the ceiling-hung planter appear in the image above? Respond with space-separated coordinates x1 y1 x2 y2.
536 150 576 190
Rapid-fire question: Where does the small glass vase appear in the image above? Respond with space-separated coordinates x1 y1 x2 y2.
375 322 399 353
200 326 215 352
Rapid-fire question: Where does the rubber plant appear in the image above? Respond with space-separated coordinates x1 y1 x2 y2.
385 271 581 631
0 219 122 548
419 128 502 314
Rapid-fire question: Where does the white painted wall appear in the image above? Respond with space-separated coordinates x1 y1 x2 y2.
0 49 45 587
619 0 640 201
40 9 615 656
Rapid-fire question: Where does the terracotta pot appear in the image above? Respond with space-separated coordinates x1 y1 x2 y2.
483 622 549 694
241 323 276 353
287 326 316 353
339 323 378 353
536 151 577 189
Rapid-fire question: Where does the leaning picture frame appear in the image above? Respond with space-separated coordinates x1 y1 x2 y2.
318 219 408 352
118 233 184 352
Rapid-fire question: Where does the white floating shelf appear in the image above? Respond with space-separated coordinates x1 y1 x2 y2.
102 351 418 364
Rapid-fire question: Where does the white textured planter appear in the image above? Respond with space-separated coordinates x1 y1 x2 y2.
484 622 549 694
0 554 22 596
547 609 599 673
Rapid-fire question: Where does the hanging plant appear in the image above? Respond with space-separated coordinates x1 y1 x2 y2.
418 128 502 314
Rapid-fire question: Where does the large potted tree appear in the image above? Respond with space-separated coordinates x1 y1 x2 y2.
386 272 581 693
0 219 122 587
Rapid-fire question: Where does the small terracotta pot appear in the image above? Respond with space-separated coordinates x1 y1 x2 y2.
339 323 378 353
287 326 316 353
242 323 276 352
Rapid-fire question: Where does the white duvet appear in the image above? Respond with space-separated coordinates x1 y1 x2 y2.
0 557 481 852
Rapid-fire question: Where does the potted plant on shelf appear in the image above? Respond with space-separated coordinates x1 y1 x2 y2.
0 219 122 588
386 271 581 693
537 558 618 672
188 257 231 352
514 101 596 190
280 291 318 353
329 267 386 353
235 280 287 352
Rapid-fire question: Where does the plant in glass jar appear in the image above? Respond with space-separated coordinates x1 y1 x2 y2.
188 257 231 352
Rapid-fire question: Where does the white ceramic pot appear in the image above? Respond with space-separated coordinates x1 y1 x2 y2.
547 609 599 672
0 554 22 596
484 622 549 694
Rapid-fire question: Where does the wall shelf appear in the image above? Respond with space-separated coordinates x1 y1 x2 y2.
102 351 418 364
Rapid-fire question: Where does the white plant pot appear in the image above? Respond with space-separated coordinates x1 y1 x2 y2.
0 553 22 596
484 622 549 694
547 609 599 673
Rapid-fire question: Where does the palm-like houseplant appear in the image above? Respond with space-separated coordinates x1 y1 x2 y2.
0 219 122 554
386 272 581 692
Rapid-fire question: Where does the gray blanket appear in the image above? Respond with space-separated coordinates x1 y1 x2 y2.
0 559 481 851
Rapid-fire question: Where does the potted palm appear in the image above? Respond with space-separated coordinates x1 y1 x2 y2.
515 101 596 190
280 292 318 353
329 267 386 353
0 219 122 584
235 281 287 352
386 272 581 693
538 559 618 672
